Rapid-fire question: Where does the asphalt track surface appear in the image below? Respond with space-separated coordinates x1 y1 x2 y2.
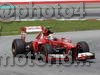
0 30 100 75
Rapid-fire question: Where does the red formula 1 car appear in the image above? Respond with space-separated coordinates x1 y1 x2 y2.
12 26 95 63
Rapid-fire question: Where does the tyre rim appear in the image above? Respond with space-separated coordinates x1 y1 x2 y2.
12 46 16 56
12 48 15 53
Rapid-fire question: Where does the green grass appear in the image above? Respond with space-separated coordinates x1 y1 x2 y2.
0 20 100 36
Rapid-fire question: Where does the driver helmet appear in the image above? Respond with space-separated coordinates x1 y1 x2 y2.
48 34 54 40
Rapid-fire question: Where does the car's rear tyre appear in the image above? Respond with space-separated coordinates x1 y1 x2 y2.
77 41 90 53
12 39 26 57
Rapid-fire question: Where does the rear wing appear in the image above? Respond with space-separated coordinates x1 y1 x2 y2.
21 26 43 33
20 26 52 41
